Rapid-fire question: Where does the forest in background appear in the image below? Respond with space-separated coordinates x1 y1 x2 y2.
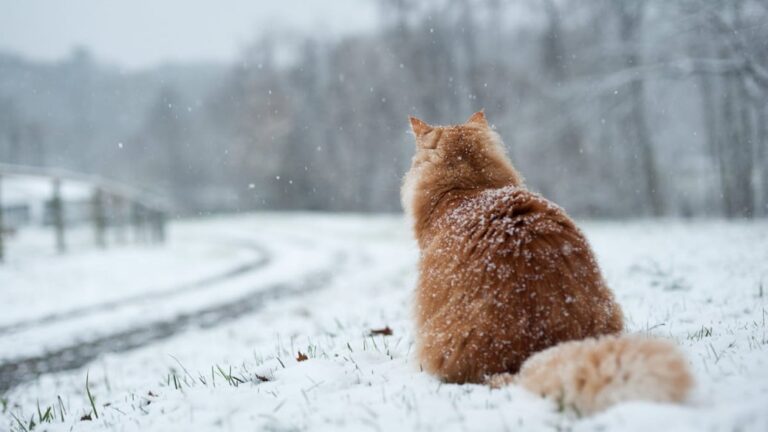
1 0 767 218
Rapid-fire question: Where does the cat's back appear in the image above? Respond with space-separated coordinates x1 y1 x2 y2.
421 184 617 326
430 184 584 265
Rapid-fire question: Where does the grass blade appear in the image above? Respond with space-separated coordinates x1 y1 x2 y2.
86 372 99 419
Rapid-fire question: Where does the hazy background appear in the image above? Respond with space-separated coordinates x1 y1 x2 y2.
1 0 767 218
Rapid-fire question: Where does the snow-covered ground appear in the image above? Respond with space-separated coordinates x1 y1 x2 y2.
1 214 767 432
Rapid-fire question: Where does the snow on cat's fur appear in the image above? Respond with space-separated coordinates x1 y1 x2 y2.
402 111 693 414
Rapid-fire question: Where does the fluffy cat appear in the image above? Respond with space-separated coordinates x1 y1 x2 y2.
402 111 693 414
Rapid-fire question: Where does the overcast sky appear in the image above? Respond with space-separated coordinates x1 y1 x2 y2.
0 0 379 69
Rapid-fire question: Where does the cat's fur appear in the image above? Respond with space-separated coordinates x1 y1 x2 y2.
402 111 693 414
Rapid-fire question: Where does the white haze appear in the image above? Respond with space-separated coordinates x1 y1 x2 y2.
0 0 379 68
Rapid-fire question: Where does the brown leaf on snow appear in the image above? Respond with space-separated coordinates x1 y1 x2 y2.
370 326 393 336
296 351 309 362
254 374 271 382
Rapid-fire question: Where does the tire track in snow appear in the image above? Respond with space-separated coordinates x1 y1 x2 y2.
0 241 270 336
0 251 346 394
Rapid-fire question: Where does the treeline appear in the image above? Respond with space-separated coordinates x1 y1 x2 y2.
1 0 767 217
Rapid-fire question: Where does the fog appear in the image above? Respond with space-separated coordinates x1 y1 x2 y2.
1 0 767 218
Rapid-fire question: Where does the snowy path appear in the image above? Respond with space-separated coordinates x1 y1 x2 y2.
0 242 270 337
0 253 340 393
0 227 264 328
0 215 357 392
1 215 767 432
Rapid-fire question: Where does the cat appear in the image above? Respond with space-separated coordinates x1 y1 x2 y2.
402 111 693 414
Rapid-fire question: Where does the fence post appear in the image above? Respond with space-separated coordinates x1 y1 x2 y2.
113 194 127 244
158 211 167 244
51 178 66 254
91 188 107 248
0 174 4 263
151 210 166 244
131 202 145 243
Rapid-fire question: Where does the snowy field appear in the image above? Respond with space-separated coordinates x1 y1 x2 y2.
1 214 767 432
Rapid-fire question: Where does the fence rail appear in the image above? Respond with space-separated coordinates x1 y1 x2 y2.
0 163 171 262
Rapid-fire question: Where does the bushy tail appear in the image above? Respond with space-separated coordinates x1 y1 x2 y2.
488 334 694 415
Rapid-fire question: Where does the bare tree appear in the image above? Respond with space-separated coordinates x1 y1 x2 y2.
613 0 664 216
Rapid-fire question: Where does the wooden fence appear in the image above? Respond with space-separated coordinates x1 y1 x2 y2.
0 163 170 262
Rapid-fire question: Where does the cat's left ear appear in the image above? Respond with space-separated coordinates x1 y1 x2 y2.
409 116 433 138
466 110 488 127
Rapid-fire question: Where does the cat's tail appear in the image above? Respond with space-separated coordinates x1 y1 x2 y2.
487 334 694 415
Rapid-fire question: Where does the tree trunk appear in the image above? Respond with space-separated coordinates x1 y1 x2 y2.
617 1 664 216
757 101 768 216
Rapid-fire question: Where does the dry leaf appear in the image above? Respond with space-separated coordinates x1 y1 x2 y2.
370 326 393 336
255 374 271 382
296 351 309 362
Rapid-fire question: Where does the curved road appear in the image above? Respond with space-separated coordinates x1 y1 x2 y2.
0 242 271 337
0 236 348 394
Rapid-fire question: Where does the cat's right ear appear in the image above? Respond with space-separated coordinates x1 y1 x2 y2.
409 116 432 139
466 110 488 127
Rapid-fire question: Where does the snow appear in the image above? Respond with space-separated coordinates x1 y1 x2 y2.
1 214 767 431
0 226 263 328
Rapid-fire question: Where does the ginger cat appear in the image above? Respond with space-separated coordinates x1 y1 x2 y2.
402 111 692 414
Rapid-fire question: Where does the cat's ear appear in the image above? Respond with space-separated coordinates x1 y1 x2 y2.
466 110 488 127
409 116 432 138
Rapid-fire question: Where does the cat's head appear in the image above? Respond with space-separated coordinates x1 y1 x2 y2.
401 111 523 218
